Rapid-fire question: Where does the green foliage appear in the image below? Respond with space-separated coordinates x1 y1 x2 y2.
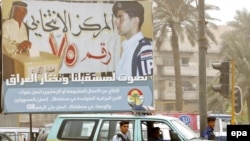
153 0 218 49
221 9 250 86
221 9 250 122
153 0 219 111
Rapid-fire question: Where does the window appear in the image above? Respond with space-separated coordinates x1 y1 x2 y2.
181 58 189 66
214 119 220 132
18 133 29 141
97 120 134 141
166 103 174 111
0 134 12 141
163 57 174 66
141 121 173 141
182 81 196 91
171 119 198 140
2 133 15 141
168 82 172 87
221 118 231 132
58 120 98 140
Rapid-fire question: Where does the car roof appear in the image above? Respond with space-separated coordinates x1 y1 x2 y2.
0 127 40 132
208 114 231 118
56 114 178 120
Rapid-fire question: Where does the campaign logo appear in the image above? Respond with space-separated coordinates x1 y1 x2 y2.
179 115 191 126
127 88 144 106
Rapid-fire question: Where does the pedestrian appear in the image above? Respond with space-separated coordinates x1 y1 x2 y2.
112 1 153 78
112 120 130 141
202 116 216 140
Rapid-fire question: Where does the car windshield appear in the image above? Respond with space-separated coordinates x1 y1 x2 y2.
171 119 199 140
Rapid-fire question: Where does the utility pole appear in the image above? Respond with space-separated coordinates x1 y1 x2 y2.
231 59 236 125
198 0 207 136
29 113 33 141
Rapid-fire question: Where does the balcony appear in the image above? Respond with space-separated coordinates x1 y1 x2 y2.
158 66 198 76
158 90 199 100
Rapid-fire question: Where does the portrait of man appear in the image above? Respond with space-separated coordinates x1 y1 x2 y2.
112 1 153 78
2 1 31 56
2 1 32 80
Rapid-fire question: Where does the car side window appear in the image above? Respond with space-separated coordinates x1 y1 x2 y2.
221 119 230 132
214 119 220 132
18 133 29 141
58 120 98 140
97 120 134 141
0 135 10 141
98 121 110 141
3 133 15 141
141 121 173 141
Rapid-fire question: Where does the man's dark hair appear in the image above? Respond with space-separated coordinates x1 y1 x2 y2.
119 120 129 127
151 127 160 133
112 1 144 29
207 116 216 122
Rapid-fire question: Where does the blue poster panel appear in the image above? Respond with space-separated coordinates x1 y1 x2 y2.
1 0 153 113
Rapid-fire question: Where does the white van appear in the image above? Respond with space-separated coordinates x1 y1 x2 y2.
0 127 39 141
46 114 210 141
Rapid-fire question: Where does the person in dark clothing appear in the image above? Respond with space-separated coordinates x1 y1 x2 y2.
202 116 216 140
149 127 161 141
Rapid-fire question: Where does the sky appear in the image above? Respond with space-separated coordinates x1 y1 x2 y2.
0 0 249 25
205 0 250 25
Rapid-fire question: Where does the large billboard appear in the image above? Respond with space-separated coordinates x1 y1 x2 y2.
1 0 153 113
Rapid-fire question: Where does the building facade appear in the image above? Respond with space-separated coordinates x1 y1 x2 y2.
154 25 231 113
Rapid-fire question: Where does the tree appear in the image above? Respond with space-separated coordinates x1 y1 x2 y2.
221 9 250 122
153 0 218 111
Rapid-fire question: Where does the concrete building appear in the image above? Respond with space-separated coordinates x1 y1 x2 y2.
154 25 232 112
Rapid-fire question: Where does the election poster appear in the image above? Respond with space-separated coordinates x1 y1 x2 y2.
1 0 153 113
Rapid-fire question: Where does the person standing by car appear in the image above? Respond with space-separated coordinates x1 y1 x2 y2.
112 121 130 141
202 116 216 140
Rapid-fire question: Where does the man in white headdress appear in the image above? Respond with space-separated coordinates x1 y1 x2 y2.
2 1 32 80
2 1 31 55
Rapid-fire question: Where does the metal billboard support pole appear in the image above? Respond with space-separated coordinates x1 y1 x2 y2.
29 113 33 141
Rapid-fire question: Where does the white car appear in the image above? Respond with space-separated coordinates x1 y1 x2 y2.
46 114 210 141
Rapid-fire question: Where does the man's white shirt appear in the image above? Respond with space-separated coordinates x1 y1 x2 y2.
115 32 152 78
2 19 29 55
112 132 129 141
